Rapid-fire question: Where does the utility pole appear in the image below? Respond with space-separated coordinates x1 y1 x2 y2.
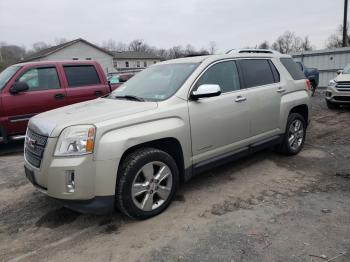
343 0 348 47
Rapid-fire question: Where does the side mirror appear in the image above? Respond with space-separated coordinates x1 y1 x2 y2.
119 76 127 83
190 84 222 100
10 82 29 94
337 70 343 75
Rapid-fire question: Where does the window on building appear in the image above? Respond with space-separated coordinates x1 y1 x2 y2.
18 67 60 91
144 61 147 68
72 58 79 60
153 61 157 64
137 61 141 68
63 65 101 87
125 61 129 68
85 58 92 60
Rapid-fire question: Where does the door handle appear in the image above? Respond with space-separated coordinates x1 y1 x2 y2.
277 87 286 93
235 95 247 102
94 90 103 97
54 93 65 100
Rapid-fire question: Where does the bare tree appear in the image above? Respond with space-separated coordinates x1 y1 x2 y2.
128 39 150 52
54 38 68 45
32 41 51 52
326 23 350 48
208 41 217 54
300 36 313 51
0 43 26 71
258 41 270 49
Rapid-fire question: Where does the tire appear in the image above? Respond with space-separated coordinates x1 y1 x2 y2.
115 148 179 220
278 113 306 155
326 100 339 110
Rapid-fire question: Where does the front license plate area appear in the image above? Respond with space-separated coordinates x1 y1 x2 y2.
24 165 36 185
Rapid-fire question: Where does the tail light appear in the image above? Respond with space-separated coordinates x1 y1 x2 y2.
306 79 311 92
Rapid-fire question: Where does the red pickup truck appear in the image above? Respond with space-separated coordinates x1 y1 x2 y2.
0 60 112 142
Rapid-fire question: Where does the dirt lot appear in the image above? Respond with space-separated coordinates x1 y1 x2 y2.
1 94 350 262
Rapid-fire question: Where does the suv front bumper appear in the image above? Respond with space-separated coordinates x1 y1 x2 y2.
24 137 119 214
325 86 350 104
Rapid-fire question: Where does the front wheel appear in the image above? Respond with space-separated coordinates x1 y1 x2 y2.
115 148 179 220
278 113 306 155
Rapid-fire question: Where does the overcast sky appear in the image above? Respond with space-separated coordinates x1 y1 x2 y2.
0 0 345 52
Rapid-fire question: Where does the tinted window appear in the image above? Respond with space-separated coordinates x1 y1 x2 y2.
18 67 60 91
240 59 275 88
195 61 240 93
280 58 306 80
269 60 280 82
63 65 100 87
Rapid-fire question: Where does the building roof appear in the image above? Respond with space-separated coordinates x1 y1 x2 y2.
292 46 350 57
112 51 160 60
22 38 113 62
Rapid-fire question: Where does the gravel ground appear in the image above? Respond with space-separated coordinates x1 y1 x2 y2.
0 93 350 262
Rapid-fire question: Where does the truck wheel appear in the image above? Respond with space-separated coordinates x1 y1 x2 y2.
278 113 306 155
116 148 179 220
326 100 339 110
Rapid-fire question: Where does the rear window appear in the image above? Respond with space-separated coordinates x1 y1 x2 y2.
280 58 306 80
239 59 276 88
63 65 100 87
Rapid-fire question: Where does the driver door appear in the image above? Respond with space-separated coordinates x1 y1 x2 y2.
188 60 251 164
2 66 67 135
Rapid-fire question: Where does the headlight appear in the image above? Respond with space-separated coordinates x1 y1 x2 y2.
54 125 95 156
328 79 336 87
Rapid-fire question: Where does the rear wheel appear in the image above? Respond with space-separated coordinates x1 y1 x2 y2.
278 113 306 155
116 148 179 220
326 100 339 110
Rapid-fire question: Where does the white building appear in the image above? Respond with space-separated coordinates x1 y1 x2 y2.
112 51 161 72
23 38 115 74
292 47 350 87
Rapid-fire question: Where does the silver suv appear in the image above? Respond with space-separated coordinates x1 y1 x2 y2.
24 50 311 219
326 64 350 109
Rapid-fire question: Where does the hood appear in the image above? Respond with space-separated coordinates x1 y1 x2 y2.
29 98 158 137
335 73 350 82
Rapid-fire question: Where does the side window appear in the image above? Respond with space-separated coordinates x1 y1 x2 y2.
239 59 275 88
195 61 241 93
268 60 280 82
63 65 101 87
280 58 306 80
18 67 60 91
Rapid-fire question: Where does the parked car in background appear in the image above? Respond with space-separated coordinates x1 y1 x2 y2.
24 50 311 219
295 61 319 96
325 64 350 109
0 60 111 142
107 72 135 90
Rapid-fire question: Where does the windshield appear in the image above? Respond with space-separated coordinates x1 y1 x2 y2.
0 65 21 90
343 64 350 74
109 63 199 101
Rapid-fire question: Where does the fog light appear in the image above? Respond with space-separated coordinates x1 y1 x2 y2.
326 91 332 97
66 171 75 193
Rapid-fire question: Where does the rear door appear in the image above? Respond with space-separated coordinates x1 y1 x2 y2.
62 64 110 104
2 65 67 135
237 59 282 139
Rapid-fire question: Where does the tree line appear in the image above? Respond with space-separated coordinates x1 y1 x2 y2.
0 24 348 72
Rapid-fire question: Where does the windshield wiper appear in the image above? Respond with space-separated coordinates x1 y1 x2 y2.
114 95 145 102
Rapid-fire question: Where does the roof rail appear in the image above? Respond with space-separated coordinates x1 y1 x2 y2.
226 49 281 55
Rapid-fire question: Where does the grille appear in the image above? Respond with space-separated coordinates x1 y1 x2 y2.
25 129 48 168
336 81 350 91
333 96 350 102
